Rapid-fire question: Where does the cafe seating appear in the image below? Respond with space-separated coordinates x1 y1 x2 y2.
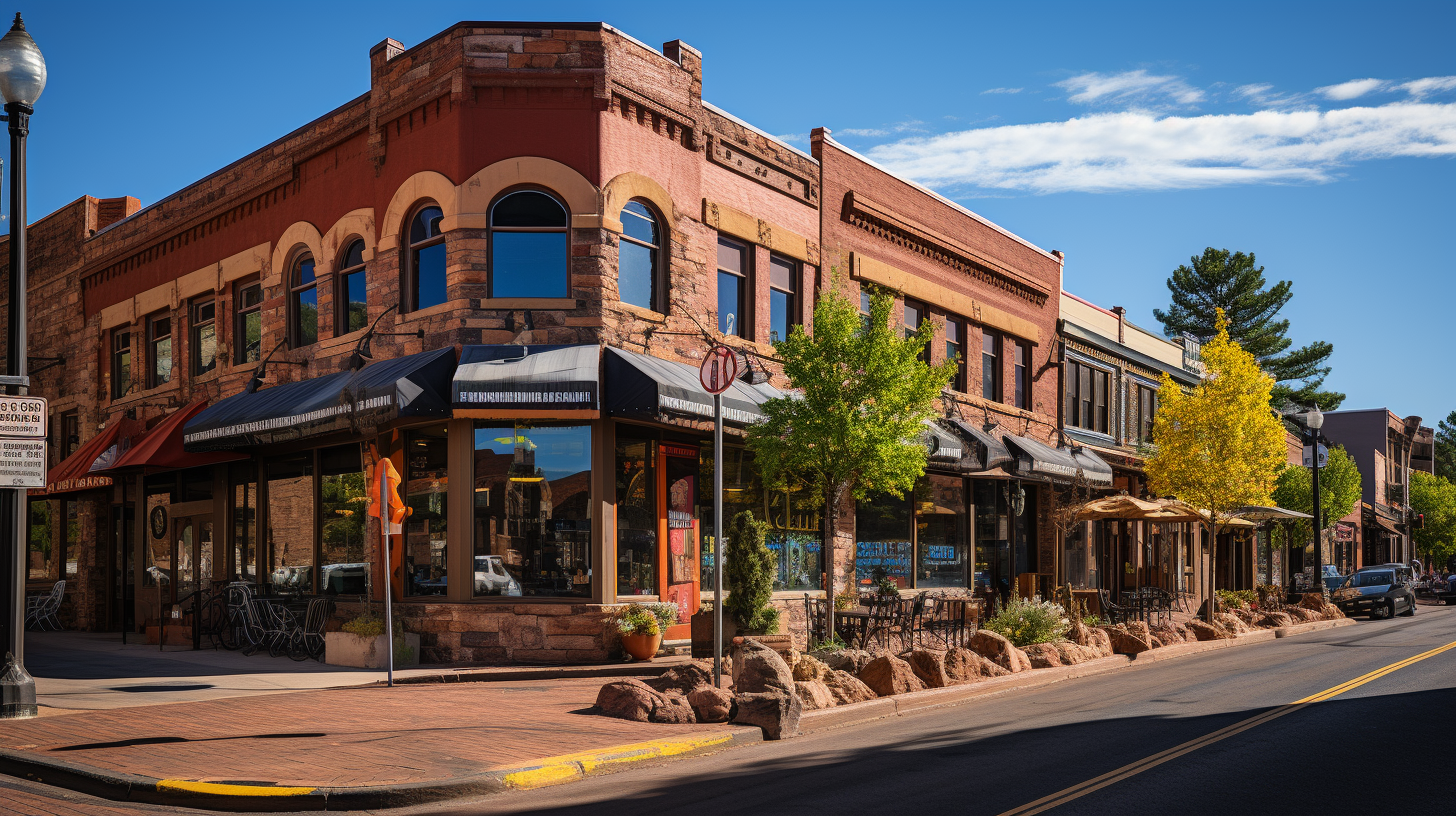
25 580 65 631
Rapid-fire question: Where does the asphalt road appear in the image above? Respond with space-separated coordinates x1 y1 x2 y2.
3 605 1453 815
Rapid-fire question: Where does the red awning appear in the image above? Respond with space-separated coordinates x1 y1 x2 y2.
39 417 144 495
109 400 246 471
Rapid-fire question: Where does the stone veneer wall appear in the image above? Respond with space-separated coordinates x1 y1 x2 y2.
336 601 622 665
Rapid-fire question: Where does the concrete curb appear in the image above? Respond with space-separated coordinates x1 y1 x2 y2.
0 729 761 812
390 661 682 685
1274 618 1356 637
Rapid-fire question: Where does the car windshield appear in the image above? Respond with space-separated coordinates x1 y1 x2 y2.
1347 571 1394 588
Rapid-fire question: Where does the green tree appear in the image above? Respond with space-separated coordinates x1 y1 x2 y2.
1271 444 1363 555
723 511 779 634
1435 410 1456 483
748 278 956 630
1409 471 1456 571
1146 308 1289 620
1153 248 1343 410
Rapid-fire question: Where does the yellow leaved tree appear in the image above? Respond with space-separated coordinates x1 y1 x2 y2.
1146 308 1288 622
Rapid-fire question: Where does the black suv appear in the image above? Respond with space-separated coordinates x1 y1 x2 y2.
1332 567 1416 619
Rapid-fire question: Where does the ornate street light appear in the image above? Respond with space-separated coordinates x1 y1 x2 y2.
0 11 44 720
1303 407 1326 600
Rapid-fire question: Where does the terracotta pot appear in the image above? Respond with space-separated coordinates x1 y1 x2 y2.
620 632 663 661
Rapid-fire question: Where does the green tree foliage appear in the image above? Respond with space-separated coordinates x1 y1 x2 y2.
748 278 956 617
1436 410 1456 483
1153 248 1342 410
1271 444 1363 545
723 511 779 634
1409 471 1456 570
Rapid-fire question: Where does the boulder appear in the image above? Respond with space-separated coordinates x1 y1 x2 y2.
818 649 874 675
1075 626 1114 658
1149 625 1187 645
944 648 1006 682
1230 607 1258 625
1299 592 1327 611
1186 619 1233 641
968 629 1033 673
655 693 698 724
1255 611 1294 628
646 662 715 694
1287 607 1320 622
792 652 830 682
1022 642 1064 668
794 680 837 711
856 655 927 697
730 638 800 739
596 679 699 724
688 685 734 723
731 638 795 694
905 649 952 688
822 669 877 705
1214 612 1253 635
1320 603 1344 621
1054 642 1105 665
1099 624 1153 655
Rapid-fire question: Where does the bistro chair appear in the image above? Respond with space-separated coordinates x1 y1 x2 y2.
1097 589 1136 625
803 594 829 647
922 594 972 650
861 595 902 652
25 580 65 631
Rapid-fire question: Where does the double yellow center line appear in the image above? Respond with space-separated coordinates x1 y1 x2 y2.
1000 638 1456 816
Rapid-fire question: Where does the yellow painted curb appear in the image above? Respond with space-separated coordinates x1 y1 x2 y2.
156 779 317 797
501 733 739 790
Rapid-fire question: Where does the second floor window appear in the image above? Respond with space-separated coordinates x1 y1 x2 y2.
490 191 568 299
289 256 318 348
981 330 1000 402
717 236 749 338
1013 342 1029 409
619 200 662 312
407 205 447 311
859 290 873 333
769 254 798 344
111 330 131 399
1065 360 1110 434
191 298 216 376
235 280 262 365
337 240 368 335
60 411 79 461
903 298 929 363
946 317 966 392
148 314 172 388
1132 383 1159 445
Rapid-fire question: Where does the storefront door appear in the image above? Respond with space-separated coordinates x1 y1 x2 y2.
172 514 214 606
659 443 700 639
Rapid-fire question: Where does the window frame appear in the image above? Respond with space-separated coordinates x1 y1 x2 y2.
981 328 1000 402
1065 358 1114 436
487 189 570 300
335 239 368 337
618 199 664 313
716 235 750 338
1132 381 1159 445
288 254 318 349
903 298 929 363
945 316 967 392
109 328 131 399
768 253 799 344
234 278 263 366
190 296 217 377
1013 340 1030 410
146 312 173 389
405 202 447 312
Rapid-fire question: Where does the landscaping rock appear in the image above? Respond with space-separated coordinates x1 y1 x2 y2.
1186 619 1234 641
968 629 1033 673
1214 612 1253 635
794 680 837 711
1054 642 1105 665
1197 598 1225 618
731 638 795 694
905 649 952 688
655 692 698 724
1255 611 1294 628
687 685 734 723
596 679 697 724
1023 642 1064 668
1099 624 1153 655
1320 603 1344 620
819 649 874 675
646 662 715 694
792 652 830 682
1149 624 1187 645
1286 607 1321 622
730 638 800 739
1230 607 1258 625
944 648 1007 682
1075 626 1114 658
857 655 927 696
823 669 877 705
1299 592 1328 611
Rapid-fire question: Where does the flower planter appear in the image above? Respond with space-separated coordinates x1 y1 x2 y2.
325 631 420 669
620 632 663 661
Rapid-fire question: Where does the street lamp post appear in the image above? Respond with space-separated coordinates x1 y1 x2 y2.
1305 407 1325 601
0 11 45 720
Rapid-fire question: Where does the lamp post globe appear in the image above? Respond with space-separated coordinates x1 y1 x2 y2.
0 11 42 721
1304 407 1325 601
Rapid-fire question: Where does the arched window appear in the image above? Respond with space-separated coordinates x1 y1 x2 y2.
618 200 663 312
336 239 367 335
489 190 568 299
289 255 318 348
406 205 446 312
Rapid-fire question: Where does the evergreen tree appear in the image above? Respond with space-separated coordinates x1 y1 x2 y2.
1153 248 1343 410
1436 410 1456 483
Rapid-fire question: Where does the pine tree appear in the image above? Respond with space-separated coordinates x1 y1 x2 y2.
1153 248 1342 410
1436 411 1456 483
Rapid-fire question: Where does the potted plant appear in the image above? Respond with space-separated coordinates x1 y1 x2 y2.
324 610 420 669
617 602 677 661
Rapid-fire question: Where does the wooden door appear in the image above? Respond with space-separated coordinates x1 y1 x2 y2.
658 443 700 640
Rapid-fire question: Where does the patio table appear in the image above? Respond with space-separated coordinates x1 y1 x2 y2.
835 607 874 649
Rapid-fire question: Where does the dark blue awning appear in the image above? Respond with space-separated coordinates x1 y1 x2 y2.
182 347 456 451
604 347 783 426
453 344 600 411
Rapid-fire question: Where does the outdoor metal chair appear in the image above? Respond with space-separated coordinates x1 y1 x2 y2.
1098 589 1136 625
861 595 902 652
24 580 65 631
922 594 972 650
803 594 829 647
1144 587 1175 626
289 596 334 661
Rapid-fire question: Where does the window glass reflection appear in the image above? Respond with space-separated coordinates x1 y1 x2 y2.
267 456 315 594
616 435 656 595
321 445 367 595
405 427 449 596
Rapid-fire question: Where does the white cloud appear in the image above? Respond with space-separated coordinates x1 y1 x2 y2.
1400 76 1456 99
981 87 1023 95
1318 78 1390 100
1056 70 1205 107
864 102 1456 194
838 120 926 138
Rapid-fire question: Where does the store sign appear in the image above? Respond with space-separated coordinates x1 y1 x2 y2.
0 396 46 438
0 437 47 488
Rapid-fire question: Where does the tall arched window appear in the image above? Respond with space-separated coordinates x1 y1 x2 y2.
336 239 367 336
618 200 662 312
406 205 446 312
290 255 318 347
489 190 568 299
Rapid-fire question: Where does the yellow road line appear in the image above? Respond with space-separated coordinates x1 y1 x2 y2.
501 733 738 790
999 638 1456 816
155 779 316 797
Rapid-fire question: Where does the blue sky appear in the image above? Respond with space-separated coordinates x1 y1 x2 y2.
18 1 1456 423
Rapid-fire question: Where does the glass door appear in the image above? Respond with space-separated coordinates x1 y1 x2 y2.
659 444 700 638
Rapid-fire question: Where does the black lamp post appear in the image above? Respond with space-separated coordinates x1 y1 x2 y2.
0 11 45 721
1305 407 1325 599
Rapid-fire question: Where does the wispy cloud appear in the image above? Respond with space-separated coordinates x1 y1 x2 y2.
1318 78 1388 100
838 120 927 138
981 87 1023 95
1316 76 1456 102
1401 76 1456 99
864 101 1456 194
1056 70 1205 107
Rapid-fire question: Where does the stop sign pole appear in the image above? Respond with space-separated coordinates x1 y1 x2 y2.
700 346 738 688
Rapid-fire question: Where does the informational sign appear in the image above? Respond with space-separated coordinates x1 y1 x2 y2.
0 437 47 488
0 395 46 438
1302 444 1328 469
699 345 739 395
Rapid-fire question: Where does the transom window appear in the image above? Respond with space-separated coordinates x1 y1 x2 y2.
148 313 172 389
619 200 663 312
768 254 798 343
191 298 216 377
406 205 446 312
1065 359 1110 434
490 190 569 299
235 280 262 365
337 239 368 335
717 237 749 338
289 255 318 348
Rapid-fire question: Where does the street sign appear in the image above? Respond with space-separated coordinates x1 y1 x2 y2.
0 395 46 438
0 437 46 488
699 346 739 395
1302 444 1328 468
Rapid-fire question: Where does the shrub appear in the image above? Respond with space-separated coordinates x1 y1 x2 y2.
1216 589 1257 610
341 613 402 639
724 511 780 634
616 604 662 636
983 595 1069 647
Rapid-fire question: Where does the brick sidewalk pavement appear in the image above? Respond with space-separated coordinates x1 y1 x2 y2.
0 676 749 789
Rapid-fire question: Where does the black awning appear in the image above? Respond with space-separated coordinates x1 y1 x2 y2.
945 419 1014 471
183 347 456 452
1003 433 1114 486
453 344 600 411
922 420 965 464
604 347 783 426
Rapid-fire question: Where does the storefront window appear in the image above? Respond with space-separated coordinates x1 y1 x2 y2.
321 445 368 595
700 443 822 593
405 427 449 596
143 481 172 590
916 475 968 588
231 463 257 582
475 423 592 597
616 433 656 596
266 455 315 593
1063 521 1100 590
856 493 912 589
64 501 79 577
27 499 52 580
973 479 1009 599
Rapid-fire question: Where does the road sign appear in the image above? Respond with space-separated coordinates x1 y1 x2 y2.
0 437 46 488
0 395 46 438
700 346 739 395
1302 444 1328 469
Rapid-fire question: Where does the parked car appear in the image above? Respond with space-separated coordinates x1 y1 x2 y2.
1320 565 1344 593
1331 568 1416 619
474 555 523 596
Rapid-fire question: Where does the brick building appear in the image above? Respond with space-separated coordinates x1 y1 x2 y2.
1320 409 1431 568
16 21 1090 664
